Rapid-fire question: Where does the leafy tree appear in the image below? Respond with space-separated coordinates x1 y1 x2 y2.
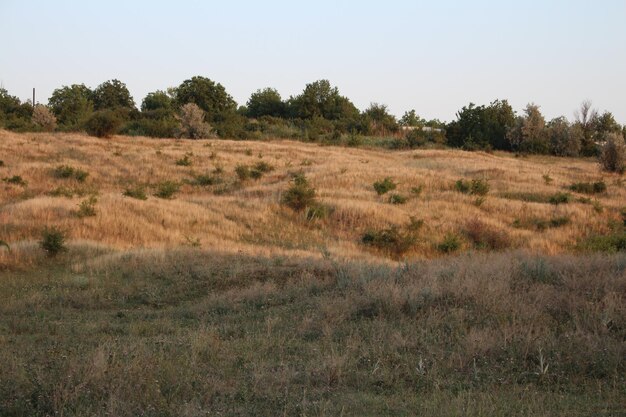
287 79 359 121
32 105 57 131
246 88 286 118
399 110 425 127
547 116 580 156
594 111 621 141
85 110 123 138
141 90 173 112
173 76 237 124
0 88 33 130
446 100 515 150
507 104 548 154
48 84 94 129
598 132 626 173
93 79 135 111
177 103 213 139
363 103 398 136
574 100 599 156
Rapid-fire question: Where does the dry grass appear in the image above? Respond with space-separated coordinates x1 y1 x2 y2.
1 130 624 266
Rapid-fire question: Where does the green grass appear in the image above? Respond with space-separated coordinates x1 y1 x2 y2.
0 250 623 416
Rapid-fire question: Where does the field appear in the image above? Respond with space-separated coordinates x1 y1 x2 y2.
1 130 625 416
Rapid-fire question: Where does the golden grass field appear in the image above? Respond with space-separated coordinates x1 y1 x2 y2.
0 129 624 266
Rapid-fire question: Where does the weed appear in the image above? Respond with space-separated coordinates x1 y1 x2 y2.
579 232 626 252
410 185 423 196
362 226 417 256
373 177 396 195
549 192 571 205
189 174 220 186
464 219 510 250
175 154 193 166
154 181 180 199
455 178 489 196
542 173 553 184
235 164 251 181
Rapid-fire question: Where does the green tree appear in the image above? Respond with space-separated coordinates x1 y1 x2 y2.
399 110 425 127
507 104 548 154
446 100 515 150
92 79 135 111
246 88 286 118
287 79 359 121
363 103 398 136
547 116 580 156
173 76 237 124
141 90 173 112
574 100 599 156
48 84 94 129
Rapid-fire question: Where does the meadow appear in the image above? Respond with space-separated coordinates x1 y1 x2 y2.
0 130 625 416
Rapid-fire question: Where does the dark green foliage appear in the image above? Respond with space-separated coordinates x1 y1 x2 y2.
446 100 515 151
53 165 89 182
235 164 251 181
568 181 606 194
253 161 274 173
85 110 123 138
282 173 317 211
287 80 359 122
154 181 180 199
0 88 34 131
437 233 461 253
92 79 135 111
123 185 148 200
246 88 286 118
39 226 67 256
362 103 398 136
188 174 220 187
513 216 571 231
373 177 397 195
455 179 489 196
2 175 27 186
579 232 626 252
76 196 97 217
388 193 407 205
173 76 237 124
48 84 94 129
362 226 416 256
141 90 173 112
548 192 571 205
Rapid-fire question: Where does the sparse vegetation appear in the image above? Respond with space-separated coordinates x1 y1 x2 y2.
282 173 317 211
455 178 489 195
373 177 396 195
154 180 180 199
388 193 407 204
76 195 98 217
53 165 89 182
123 185 148 200
437 232 461 253
568 180 606 194
464 219 510 250
175 153 193 166
39 226 67 256
2 175 27 186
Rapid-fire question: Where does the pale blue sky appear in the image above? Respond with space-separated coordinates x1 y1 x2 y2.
1 0 625 122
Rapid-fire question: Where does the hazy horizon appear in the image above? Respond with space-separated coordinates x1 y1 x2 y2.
1 0 625 122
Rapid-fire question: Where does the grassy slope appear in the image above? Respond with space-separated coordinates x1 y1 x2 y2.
0 131 625 415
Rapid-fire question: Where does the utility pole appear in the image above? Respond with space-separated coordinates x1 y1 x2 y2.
33 88 36 107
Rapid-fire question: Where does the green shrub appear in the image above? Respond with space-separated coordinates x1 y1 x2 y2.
578 232 626 252
568 181 606 194
253 161 274 173
437 233 461 253
598 132 625 174
76 196 97 217
282 173 317 211
362 226 416 256
513 216 571 231
2 175 27 186
548 192 571 205
621 208 626 227
175 154 192 166
455 179 470 193
154 181 180 199
410 185 423 196
235 165 251 181
40 226 67 257
388 193 407 205
53 165 89 182
85 110 123 138
123 185 148 200
305 203 332 221
189 174 220 186
455 178 489 196
373 178 396 195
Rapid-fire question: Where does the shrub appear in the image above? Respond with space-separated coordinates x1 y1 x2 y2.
85 110 123 138
305 203 331 221
598 133 626 174
176 154 192 166
464 219 510 250
373 178 396 195
253 161 274 173
40 226 67 257
437 233 461 253
2 175 27 186
548 192 571 205
282 173 317 211
123 185 148 200
568 181 606 194
361 226 416 256
189 174 220 186
76 196 97 217
235 164 251 181
154 181 180 199
455 178 489 196
388 193 407 205
512 216 571 231
410 185 423 196
31 105 57 131
454 179 470 193
177 103 213 139
578 232 626 252
621 208 626 227
53 165 89 182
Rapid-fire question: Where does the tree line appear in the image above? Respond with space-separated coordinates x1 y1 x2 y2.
1 76 625 163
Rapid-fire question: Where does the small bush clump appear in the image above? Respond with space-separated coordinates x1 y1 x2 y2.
598 133 626 174
437 233 461 253
85 110 123 138
175 153 193 167
154 181 180 199
568 181 606 194
235 164 251 181
40 226 67 257
373 178 396 195
53 165 89 182
455 178 489 196
548 192 571 205
2 175 27 186
189 174 220 187
177 103 213 139
464 219 510 250
282 173 317 211
578 232 626 252
362 226 416 256
76 196 98 217
388 193 407 205
123 185 148 200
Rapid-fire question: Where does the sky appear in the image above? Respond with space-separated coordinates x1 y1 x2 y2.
1 0 625 123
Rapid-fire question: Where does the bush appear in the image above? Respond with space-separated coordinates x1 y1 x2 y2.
464 219 510 250
176 154 193 166
599 133 626 174
235 165 251 181
2 175 27 186
189 174 220 187
568 181 606 194
53 165 89 182
305 203 331 221
282 173 317 211
31 105 57 131
437 233 461 253
455 178 489 196
362 226 416 256
253 161 274 173
76 196 97 217
388 193 407 205
513 216 571 231
373 178 396 195
85 110 123 138
177 103 213 139
548 192 571 205
40 226 67 257
154 181 180 199
123 185 148 200
578 232 626 252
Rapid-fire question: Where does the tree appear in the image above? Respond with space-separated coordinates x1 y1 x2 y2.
594 111 621 142
48 84 94 129
32 105 57 131
246 88 286 118
598 132 626 174
0 88 33 130
507 104 548 154
574 100 599 156
177 103 213 139
92 79 135 111
173 76 237 124
287 79 359 121
446 100 515 150
141 90 173 112
399 110 425 127
547 116 580 157
363 103 398 136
